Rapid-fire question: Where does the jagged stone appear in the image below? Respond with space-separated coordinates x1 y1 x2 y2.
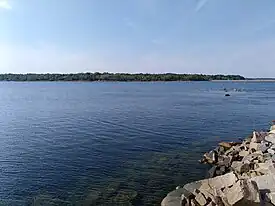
249 142 261 152
259 142 269 153
239 150 249 157
268 149 275 155
222 179 260 206
242 153 262 164
231 161 250 174
184 172 237 195
219 142 232 149
254 160 275 175
195 192 207 205
208 166 217 178
218 155 232 167
251 174 275 193
265 134 275 144
251 131 268 143
204 150 218 164
266 193 275 205
250 171 258 178
161 188 194 206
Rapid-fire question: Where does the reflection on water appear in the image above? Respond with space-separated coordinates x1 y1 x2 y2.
0 82 274 205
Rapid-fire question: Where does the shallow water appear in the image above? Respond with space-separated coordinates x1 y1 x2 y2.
0 81 274 205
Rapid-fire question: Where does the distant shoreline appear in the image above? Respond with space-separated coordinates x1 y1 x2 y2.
211 79 275 82
0 73 245 82
0 73 273 82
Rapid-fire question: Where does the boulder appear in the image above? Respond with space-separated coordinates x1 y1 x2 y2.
161 188 194 206
203 150 218 164
239 150 249 157
242 153 262 164
249 142 261 152
265 134 275 144
207 166 217 178
218 155 232 167
231 161 250 174
195 192 207 205
219 142 240 150
268 149 275 155
184 172 238 194
251 131 268 143
266 192 275 205
259 143 269 153
255 160 275 175
222 179 260 206
251 174 275 193
219 142 233 149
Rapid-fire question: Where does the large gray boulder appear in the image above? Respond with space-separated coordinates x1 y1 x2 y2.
231 161 250 174
251 131 268 143
222 179 260 206
251 174 275 193
184 172 237 194
265 134 275 144
161 188 193 206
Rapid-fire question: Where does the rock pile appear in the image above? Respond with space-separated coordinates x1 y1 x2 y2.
161 124 275 206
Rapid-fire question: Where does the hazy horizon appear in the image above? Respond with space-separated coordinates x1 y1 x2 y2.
1 0 275 78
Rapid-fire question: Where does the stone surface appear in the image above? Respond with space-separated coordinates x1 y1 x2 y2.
184 172 238 194
254 160 275 175
218 155 232 167
265 134 275 144
252 131 268 143
251 174 275 193
252 131 266 143
239 150 249 157
266 192 275 205
207 166 217 178
231 161 250 173
219 142 233 149
259 143 269 153
204 150 218 164
268 149 275 155
242 153 262 164
195 193 207 205
222 179 260 206
161 188 193 206
249 142 261 151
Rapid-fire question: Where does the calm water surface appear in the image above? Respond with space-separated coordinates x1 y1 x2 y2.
0 82 274 205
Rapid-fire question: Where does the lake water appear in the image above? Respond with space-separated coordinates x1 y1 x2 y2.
0 81 274 206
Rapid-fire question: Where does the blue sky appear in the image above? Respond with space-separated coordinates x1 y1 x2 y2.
1 0 275 77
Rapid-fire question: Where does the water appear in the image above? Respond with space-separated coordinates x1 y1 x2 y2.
0 81 274 205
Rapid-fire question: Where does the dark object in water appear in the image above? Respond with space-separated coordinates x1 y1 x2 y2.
225 94 230 97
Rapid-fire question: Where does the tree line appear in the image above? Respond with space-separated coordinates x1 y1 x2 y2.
0 73 245 81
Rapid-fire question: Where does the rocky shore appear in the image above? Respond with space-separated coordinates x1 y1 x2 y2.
161 124 275 206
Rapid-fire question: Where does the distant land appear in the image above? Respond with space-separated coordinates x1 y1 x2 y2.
0 73 245 81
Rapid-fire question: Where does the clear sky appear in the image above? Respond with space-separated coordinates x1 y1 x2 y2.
1 0 275 77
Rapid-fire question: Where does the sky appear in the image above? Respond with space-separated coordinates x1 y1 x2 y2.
1 0 275 77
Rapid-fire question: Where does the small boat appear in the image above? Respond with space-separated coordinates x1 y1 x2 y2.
225 93 230 97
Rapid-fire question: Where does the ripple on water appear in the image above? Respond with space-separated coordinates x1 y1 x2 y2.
0 82 275 205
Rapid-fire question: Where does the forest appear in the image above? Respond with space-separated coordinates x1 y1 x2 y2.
0 73 245 81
